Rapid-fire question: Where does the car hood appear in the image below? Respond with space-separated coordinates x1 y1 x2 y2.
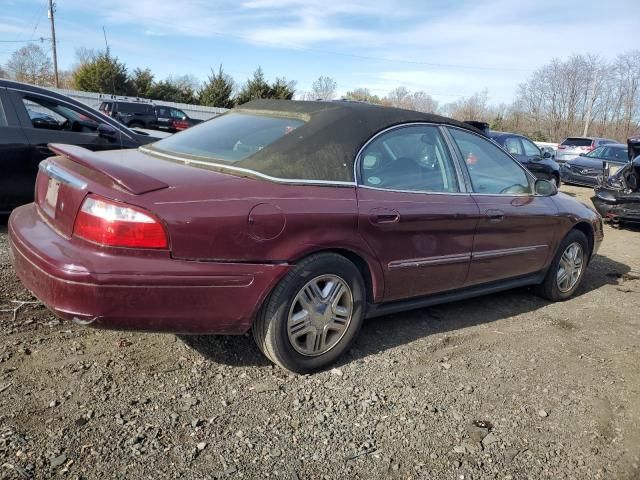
567 157 609 170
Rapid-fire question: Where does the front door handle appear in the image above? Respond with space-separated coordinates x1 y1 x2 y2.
485 209 504 222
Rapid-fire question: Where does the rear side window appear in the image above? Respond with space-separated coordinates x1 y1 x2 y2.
503 137 523 155
152 112 304 163
0 97 7 126
117 102 151 114
561 137 592 147
358 125 460 193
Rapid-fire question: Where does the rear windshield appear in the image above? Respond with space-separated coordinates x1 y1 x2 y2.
151 112 304 163
561 137 593 147
117 102 152 114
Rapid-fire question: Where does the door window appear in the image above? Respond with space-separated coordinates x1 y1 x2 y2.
0 96 7 126
170 108 186 119
521 138 541 156
358 125 459 193
22 96 100 133
449 128 533 195
503 137 523 155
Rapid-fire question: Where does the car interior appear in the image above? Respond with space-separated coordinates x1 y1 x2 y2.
23 97 99 133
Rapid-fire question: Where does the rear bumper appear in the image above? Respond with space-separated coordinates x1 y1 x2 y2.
8 204 291 334
592 196 640 223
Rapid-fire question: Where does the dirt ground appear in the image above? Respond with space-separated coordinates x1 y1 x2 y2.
1 184 639 480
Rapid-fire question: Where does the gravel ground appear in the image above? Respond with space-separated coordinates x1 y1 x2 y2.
1 185 639 480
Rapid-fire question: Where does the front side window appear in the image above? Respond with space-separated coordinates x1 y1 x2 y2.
22 96 99 133
170 108 186 119
521 138 541 156
358 125 459 193
449 128 532 195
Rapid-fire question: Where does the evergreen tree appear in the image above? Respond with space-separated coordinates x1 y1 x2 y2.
199 65 235 108
131 68 154 98
235 67 271 105
270 77 296 100
72 51 131 95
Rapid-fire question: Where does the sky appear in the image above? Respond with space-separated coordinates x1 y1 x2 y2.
0 0 637 104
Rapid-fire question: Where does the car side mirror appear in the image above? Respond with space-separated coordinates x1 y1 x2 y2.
543 151 551 159
535 178 557 196
97 123 118 140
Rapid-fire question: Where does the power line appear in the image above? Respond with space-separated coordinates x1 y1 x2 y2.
0 38 50 43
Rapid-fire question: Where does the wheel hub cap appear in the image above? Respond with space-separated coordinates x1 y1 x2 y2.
556 242 584 293
287 275 353 356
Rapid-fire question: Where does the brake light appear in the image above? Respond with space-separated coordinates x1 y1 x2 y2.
73 194 168 249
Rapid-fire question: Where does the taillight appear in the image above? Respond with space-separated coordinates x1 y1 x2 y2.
73 194 168 249
558 145 566 149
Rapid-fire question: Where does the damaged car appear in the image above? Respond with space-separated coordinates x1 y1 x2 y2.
592 136 640 224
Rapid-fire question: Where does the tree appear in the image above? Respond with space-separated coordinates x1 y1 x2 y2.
72 51 131 94
5 43 53 85
270 77 296 100
0 65 7 79
74 47 98 67
385 86 410 108
344 88 381 104
442 90 490 121
199 65 235 108
148 79 197 104
236 67 271 105
131 68 155 98
310 75 337 100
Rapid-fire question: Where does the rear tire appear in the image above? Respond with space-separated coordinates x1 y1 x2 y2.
534 229 589 301
252 253 365 373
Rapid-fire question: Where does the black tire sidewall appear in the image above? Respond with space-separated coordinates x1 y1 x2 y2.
264 255 365 373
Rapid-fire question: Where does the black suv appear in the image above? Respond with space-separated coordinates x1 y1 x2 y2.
98 99 202 132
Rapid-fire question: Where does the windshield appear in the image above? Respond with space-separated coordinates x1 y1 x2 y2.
586 146 606 158
151 112 304 163
586 146 628 161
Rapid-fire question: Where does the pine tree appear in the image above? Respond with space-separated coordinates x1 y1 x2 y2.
199 65 235 108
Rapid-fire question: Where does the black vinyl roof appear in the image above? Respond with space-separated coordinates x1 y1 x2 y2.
229 99 479 182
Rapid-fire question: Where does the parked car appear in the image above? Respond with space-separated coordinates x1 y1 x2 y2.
98 98 203 132
488 131 561 186
9 100 603 373
0 79 161 213
592 136 640 224
561 143 628 187
556 136 616 163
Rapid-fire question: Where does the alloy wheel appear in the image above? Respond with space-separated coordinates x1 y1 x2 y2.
556 242 584 293
287 274 353 356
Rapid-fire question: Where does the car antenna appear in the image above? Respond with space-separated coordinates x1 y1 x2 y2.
103 25 125 151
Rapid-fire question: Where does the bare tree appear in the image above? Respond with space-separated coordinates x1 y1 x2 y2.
442 90 490 121
74 47 98 67
5 43 53 86
343 87 382 104
310 76 337 100
0 65 7 79
405 91 438 113
385 86 410 108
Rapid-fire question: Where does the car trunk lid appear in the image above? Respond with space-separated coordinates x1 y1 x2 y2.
35 144 171 237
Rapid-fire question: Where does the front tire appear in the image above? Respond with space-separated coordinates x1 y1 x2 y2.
252 253 366 373
535 229 589 301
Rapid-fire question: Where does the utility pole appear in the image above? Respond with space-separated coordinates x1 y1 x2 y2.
48 0 59 87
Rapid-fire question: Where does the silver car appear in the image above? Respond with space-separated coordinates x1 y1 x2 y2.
556 136 617 163
555 137 618 163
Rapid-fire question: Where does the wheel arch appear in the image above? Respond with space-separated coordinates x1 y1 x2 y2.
572 221 594 258
291 247 384 305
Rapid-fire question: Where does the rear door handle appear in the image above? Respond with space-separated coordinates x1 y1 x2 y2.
369 208 400 225
485 209 504 222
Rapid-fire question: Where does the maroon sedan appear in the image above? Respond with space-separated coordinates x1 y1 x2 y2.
9 100 603 372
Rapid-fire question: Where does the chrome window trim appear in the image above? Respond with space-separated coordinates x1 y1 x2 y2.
443 125 545 197
38 159 88 190
139 146 357 187
10 87 136 142
353 122 469 195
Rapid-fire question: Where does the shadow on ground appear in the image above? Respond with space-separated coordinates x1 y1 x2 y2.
181 252 631 369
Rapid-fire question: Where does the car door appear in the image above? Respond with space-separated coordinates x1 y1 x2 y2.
519 136 550 178
356 124 480 302
0 87 33 212
446 127 559 286
155 106 172 130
